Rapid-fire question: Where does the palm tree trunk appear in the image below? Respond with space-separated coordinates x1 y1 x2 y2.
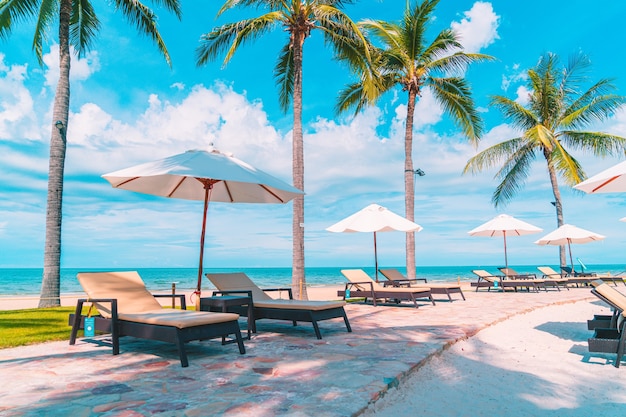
404 89 417 280
546 155 567 268
291 31 307 300
39 0 72 308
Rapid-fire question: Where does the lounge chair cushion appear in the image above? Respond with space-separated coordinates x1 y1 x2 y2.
253 300 346 311
207 272 274 301
78 271 165 318
592 280 626 311
118 309 239 329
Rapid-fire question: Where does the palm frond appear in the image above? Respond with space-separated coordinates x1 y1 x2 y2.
0 0 41 41
550 139 586 186
274 42 294 112
404 0 440 61
196 12 282 67
427 51 495 75
30 0 55 64
491 143 536 206
420 29 460 64
335 82 368 116
489 95 537 130
559 130 626 158
70 0 100 57
463 138 527 174
524 124 556 151
114 0 174 66
428 76 482 143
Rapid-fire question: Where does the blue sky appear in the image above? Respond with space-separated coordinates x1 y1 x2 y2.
2 0 626 270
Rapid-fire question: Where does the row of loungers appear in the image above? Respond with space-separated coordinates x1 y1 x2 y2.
69 271 352 367
587 280 626 368
471 266 625 292
337 268 466 307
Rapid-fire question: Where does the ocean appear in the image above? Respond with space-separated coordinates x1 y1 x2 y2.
1 264 624 296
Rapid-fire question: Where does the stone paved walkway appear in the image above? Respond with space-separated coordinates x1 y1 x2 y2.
0 287 603 416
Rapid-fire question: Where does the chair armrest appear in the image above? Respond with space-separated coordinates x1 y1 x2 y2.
70 298 118 350
383 278 427 287
153 294 187 310
211 290 254 299
262 288 294 300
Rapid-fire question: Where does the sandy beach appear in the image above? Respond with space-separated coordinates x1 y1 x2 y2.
0 282 625 416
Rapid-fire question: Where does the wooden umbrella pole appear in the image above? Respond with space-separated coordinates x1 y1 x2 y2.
374 231 379 282
195 181 214 310
503 231 508 270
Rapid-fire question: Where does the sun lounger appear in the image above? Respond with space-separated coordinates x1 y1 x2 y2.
206 273 351 339
536 266 570 291
339 269 435 307
471 270 543 292
588 280 626 368
559 267 623 287
378 268 465 301
69 271 245 367
498 267 537 279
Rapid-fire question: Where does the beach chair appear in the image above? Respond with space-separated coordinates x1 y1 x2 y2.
378 268 465 301
588 280 626 368
69 271 245 367
206 273 351 340
471 270 543 292
498 267 537 279
339 269 435 308
560 266 625 287
536 266 570 291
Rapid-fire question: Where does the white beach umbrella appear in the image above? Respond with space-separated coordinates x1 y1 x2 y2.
326 203 423 281
574 160 626 193
468 214 543 269
102 148 303 305
534 224 605 272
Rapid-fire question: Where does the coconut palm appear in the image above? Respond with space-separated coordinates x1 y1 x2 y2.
0 0 182 307
336 0 491 279
464 52 626 266
196 0 368 299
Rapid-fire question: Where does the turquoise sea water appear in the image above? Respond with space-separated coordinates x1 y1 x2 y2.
1 264 624 296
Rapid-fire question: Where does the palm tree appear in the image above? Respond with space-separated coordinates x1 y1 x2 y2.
464 52 626 267
196 0 368 300
0 0 182 307
337 0 491 279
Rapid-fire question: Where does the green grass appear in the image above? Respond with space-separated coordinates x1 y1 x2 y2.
0 307 86 349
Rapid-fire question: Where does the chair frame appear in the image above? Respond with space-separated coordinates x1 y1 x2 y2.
589 282 626 368
378 269 465 301
338 281 435 308
69 296 245 367
209 287 352 340
471 270 542 292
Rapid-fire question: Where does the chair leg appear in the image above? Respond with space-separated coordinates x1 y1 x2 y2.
311 318 322 340
233 325 246 354
342 310 352 333
69 300 85 345
175 331 189 368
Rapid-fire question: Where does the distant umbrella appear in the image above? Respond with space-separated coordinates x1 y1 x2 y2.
534 224 605 272
326 204 422 281
468 214 543 269
574 160 626 193
102 148 303 305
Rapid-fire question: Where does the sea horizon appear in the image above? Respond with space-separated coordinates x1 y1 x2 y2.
1 264 624 296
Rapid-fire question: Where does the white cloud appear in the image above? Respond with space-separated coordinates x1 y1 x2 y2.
515 85 531 105
0 54 40 141
42 45 100 87
501 63 528 92
451 2 500 53
64 83 291 180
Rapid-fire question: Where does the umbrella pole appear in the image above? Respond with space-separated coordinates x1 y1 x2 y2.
503 231 508 270
374 232 379 282
195 183 213 310
568 239 574 272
